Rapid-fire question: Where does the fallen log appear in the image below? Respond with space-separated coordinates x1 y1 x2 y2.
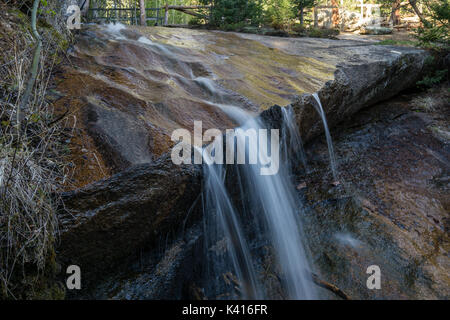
175 8 208 20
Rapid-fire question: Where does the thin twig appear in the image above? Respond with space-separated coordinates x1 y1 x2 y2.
310 272 351 300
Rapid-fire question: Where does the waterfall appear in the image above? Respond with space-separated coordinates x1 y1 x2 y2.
201 104 316 300
312 93 338 182
102 26 318 298
138 36 175 57
281 106 308 172
195 77 222 101
202 153 263 299
105 22 127 40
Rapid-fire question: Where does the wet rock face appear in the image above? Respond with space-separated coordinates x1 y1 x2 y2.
55 24 428 188
55 25 437 299
86 99 153 170
82 224 205 300
61 89 449 300
297 90 449 299
58 153 202 288
239 33 430 141
290 48 429 142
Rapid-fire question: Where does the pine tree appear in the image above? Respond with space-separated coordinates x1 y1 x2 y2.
292 0 318 26
201 0 263 26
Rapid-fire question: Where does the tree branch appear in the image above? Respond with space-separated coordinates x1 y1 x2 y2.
408 0 431 27
17 0 42 132
310 272 351 300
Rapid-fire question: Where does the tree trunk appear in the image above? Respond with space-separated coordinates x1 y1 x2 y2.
81 0 90 16
300 7 304 26
390 0 401 25
409 0 430 27
164 3 169 26
114 0 118 22
314 6 318 28
139 0 146 26
331 0 339 28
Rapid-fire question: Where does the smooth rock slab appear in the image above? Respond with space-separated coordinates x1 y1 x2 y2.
238 32 430 141
56 25 429 184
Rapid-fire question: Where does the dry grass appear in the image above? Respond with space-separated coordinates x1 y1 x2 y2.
411 84 450 113
0 2 71 299
411 95 440 112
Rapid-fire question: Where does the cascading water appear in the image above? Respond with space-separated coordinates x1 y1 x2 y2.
96 25 320 299
312 93 338 181
281 107 308 172
201 151 263 299
200 96 316 299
